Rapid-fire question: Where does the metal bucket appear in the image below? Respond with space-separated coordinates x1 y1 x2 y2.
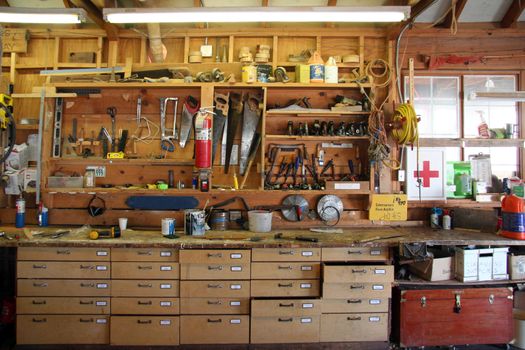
184 209 206 236
209 210 228 231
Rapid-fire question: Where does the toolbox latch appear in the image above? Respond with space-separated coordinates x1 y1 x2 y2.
489 294 494 305
420 296 426 307
454 294 461 313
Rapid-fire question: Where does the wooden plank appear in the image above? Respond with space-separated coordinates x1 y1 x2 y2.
75 0 119 40
438 0 468 29
501 0 525 28
9 53 16 85
2 28 28 53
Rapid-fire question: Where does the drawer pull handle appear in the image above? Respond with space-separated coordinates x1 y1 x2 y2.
32 318 47 323
56 249 71 255
207 284 223 289
138 266 153 270
207 318 222 323
80 283 95 288
278 318 293 322
138 283 153 288
279 303 294 307
79 300 94 305
208 265 223 270
350 285 364 289
32 300 47 305
347 250 363 254
278 265 292 270
207 253 223 258
33 282 48 287
278 283 293 288
138 301 152 305
137 320 152 324
79 318 94 323
80 265 95 270
207 300 222 305
352 269 367 274
347 316 362 321
32 264 47 269
279 250 294 255
347 299 362 304
138 251 152 256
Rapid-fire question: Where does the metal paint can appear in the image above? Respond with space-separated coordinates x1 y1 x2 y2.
184 209 206 236
210 210 228 231
161 218 175 236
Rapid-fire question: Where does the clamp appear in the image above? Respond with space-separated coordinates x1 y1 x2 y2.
160 97 179 152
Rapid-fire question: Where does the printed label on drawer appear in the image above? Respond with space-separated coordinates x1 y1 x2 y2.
302 303 313 309
230 266 242 271
96 265 108 271
301 317 312 323
96 283 108 289
96 301 108 306
96 319 107 324
230 301 241 306
369 299 381 305
230 319 241 324
370 249 382 256
230 284 241 290
372 285 384 290
160 266 173 271
96 251 108 256
160 251 172 257
369 316 380 322
230 253 242 259
301 251 313 257
160 284 172 289
300 283 312 289
301 265 313 271
374 269 386 274
160 320 171 325
160 301 172 307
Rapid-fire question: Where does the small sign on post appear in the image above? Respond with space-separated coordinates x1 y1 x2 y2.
2 29 29 53
369 194 407 221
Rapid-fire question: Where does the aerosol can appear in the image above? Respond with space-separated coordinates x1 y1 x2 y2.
15 193 25 228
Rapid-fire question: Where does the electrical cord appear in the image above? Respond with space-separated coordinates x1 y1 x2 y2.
0 104 16 165
392 103 419 146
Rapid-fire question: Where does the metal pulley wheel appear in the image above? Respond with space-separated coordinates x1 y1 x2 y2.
317 195 343 226
281 195 309 222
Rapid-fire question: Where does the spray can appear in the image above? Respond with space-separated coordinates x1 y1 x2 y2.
15 195 25 228
430 207 441 229
442 210 451 230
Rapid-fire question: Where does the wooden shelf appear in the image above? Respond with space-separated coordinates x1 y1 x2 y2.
49 158 194 166
266 135 369 141
16 124 39 130
408 199 501 208
418 137 525 148
49 82 372 89
266 110 370 116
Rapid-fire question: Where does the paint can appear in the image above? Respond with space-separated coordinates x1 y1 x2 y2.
248 210 272 233
161 218 175 236
242 65 257 83
184 209 206 236
210 210 229 231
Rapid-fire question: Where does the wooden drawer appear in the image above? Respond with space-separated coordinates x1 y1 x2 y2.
320 313 388 342
180 315 249 344
17 315 109 344
111 280 179 297
323 265 394 283
251 299 320 317
112 248 178 262
18 247 110 261
252 248 320 262
180 263 250 280
180 280 250 298
112 262 179 280
180 249 250 264
17 279 110 297
322 298 389 313
180 297 249 314
323 282 391 299
110 316 179 346
252 262 320 279
111 297 179 315
322 247 390 261
17 297 110 315
251 316 320 344
251 280 320 298
17 261 110 279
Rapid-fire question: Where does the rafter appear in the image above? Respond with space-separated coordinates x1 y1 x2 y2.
0 0 10 6
501 0 524 28
438 0 467 28
410 0 436 19
74 0 119 40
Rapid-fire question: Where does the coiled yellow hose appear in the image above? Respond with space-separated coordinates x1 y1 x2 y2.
392 103 418 145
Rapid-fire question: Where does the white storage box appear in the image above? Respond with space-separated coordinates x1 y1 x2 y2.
455 247 479 282
455 246 509 282
493 247 509 280
5 143 28 171
4 170 24 195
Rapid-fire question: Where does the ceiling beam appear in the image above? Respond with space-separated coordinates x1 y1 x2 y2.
325 0 337 28
0 0 9 6
411 0 436 19
438 0 468 28
501 0 524 28
74 0 119 40
63 0 72 8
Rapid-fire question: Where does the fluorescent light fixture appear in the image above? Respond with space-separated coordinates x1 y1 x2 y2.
470 91 525 102
0 8 87 24
103 6 410 24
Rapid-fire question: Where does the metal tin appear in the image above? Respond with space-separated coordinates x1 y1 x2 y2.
210 210 228 231
184 209 206 236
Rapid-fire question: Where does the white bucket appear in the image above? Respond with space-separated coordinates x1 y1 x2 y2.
248 210 272 233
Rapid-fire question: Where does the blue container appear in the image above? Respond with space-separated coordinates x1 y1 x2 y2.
15 197 25 228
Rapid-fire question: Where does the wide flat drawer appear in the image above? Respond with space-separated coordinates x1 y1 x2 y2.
251 299 320 317
323 282 391 299
17 261 110 279
111 297 179 315
180 315 249 344
17 315 109 344
252 262 320 279
322 247 390 261
112 262 179 280
180 297 249 315
18 247 110 261
17 279 110 297
111 316 179 346
323 265 394 283
251 316 320 344
180 263 250 280
320 313 388 342
112 248 178 262
180 280 250 298
322 298 389 313
252 248 320 262
251 280 320 298
112 280 179 297
17 297 110 314
180 249 250 264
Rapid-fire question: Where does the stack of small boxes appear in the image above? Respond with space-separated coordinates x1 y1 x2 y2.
455 246 509 282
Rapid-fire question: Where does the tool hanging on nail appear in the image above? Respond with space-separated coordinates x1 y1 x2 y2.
106 107 117 152
179 96 200 149
212 92 229 163
239 93 262 176
160 97 179 152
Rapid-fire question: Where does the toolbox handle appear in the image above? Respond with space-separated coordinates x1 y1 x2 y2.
80 282 94 288
138 300 153 305
80 264 95 270
79 318 94 323
347 299 362 304
138 283 153 288
279 303 294 307
278 318 293 322
207 300 222 305
137 250 152 256
208 265 223 270
79 300 94 305
138 265 153 270
278 283 293 288
347 316 362 321
351 269 367 274
137 320 152 324
207 283 223 289
33 282 48 288
208 253 223 258
56 249 71 255
279 250 294 255
32 264 47 269
207 318 222 323
32 300 47 305
278 265 293 270
32 318 47 323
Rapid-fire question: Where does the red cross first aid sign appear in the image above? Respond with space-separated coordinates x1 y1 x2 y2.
405 147 446 200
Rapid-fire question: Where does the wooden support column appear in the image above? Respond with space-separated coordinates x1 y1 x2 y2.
108 40 118 67
261 0 269 28
325 0 337 28
194 0 205 29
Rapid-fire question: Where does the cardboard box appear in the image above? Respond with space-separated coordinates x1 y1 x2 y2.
455 246 509 282
409 249 454 281
4 170 24 195
295 65 310 84
509 255 525 280
23 167 37 192
5 143 28 171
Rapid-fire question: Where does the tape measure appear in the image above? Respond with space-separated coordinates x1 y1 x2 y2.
107 152 125 159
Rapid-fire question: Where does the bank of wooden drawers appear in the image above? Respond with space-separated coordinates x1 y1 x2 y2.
18 279 110 296
251 262 320 279
251 280 320 297
180 263 250 280
180 315 249 344
320 313 389 342
111 316 179 345
323 265 394 283
252 248 320 262
251 299 320 317
251 316 320 343
18 247 110 261
180 280 250 298
112 248 178 262
180 249 250 264
323 281 392 299
322 298 389 313
180 297 249 314
17 297 110 315
17 261 110 279
322 247 389 261
111 298 179 315
112 279 179 297
17 315 109 344
112 262 179 279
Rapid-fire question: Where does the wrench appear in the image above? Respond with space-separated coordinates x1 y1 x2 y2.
160 97 179 152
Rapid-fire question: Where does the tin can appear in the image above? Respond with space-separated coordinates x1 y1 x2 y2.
242 65 257 83
161 218 176 236
184 209 206 236
210 210 228 231
16 196 25 228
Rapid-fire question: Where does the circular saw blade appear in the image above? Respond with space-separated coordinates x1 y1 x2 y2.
282 195 309 222
317 195 344 223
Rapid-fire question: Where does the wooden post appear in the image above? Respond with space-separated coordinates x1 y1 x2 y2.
108 40 118 67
